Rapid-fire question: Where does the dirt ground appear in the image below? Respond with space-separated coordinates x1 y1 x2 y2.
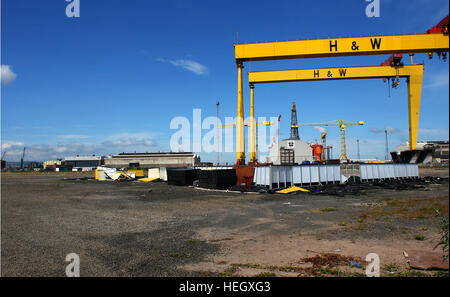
1 168 449 277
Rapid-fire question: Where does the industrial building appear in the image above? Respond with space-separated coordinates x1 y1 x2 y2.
432 141 450 162
43 160 62 169
395 141 449 164
103 152 200 169
64 155 104 171
267 139 314 165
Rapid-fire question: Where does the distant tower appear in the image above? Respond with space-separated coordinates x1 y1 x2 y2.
357 139 361 160
385 129 389 160
290 102 299 139
216 101 222 165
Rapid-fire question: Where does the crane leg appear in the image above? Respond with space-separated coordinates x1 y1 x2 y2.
407 70 423 151
249 84 256 164
236 61 245 164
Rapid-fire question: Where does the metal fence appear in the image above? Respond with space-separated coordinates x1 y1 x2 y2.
253 165 342 189
253 163 419 188
359 163 419 181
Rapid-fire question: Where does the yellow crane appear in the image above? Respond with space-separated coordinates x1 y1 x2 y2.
299 120 364 162
248 64 423 154
233 22 449 164
320 132 328 161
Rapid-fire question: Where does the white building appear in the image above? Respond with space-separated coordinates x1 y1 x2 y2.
266 138 314 165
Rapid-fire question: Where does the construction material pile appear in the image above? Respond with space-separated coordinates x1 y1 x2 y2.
278 176 448 196
95 167 155 182
227 176 448 195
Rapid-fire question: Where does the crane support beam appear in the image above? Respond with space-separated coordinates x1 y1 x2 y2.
249 64 423 83
236 61 245 164
249 65 424 151
235 34 449 62
249 84 256 164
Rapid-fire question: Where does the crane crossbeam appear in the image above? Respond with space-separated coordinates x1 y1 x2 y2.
248 65 423 151
249 65 423 83
235 34 449 62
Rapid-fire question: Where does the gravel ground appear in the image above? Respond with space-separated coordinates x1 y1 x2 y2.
1 169 448 277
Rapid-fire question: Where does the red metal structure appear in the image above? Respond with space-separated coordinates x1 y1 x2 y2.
427 15 449 34
381 16 448 66
311 144 323 162
381 54 403 66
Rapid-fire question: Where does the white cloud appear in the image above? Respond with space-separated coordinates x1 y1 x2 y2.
169 59 208 75
157 58 208 75
57 135 90 139
1 141 25 150
155 57 208 75
1 132 159 161
102 137 155 147
101 132 157 148
1 141 99 161
1 65 17 86
313 126 326 133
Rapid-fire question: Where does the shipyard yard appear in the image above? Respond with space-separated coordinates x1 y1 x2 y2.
1 168 448 277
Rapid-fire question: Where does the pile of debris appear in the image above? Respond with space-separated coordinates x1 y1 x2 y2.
231 176 448 196
95 167 157 182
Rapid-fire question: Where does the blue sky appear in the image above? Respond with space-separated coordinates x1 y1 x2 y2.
1 0 449 163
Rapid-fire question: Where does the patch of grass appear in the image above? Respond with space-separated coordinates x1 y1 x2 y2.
383 263 399 273
254 272 276 277
338 221 347 227
227 261 369 277
218 265 238 277
436 215 449 262
388 270 449 277
357 217 365 223
187 239 204 244
168 252 189 258
320 207 337 212
354 224 367 231
415 234 425 241
367 196 449 220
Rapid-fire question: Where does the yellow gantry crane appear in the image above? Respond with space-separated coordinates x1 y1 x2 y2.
298 120 364 162
234 27 449 164
248 64 424 158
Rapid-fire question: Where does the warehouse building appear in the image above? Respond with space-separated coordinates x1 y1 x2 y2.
64 155 104 171
103 152 200 169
